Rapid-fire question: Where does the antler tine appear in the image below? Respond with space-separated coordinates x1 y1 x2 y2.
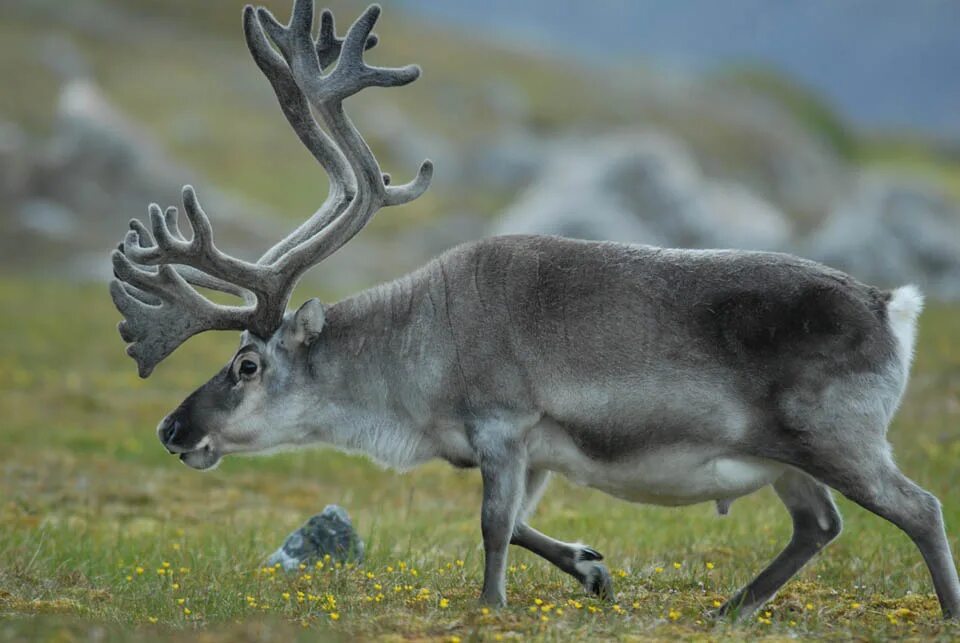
118 186 288 335
316 8 378 70
242 4 356 266
109 263 248 378
110 1 433 377
253 3 432 279
122 213 252 302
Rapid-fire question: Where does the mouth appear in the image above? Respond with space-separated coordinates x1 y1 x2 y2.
178 443 222 470
168 436 222 471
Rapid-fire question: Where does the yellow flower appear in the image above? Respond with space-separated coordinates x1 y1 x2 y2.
329 612 340 621
171 583 180 590
302 574 312 581
712 600 722 608
373 583 382 591
162 561 170 568
281 592 290 601
125 575 133 582
147 616 158 624
540 615 549 623
172 543 181 551
177 598 185 605
299 563 306 570
455 559 464 567
705 561 715 570
136 567 144 575
183 608 191 616
439 598 450 609
632 601 640 609
366 572 375 579
673 562 682 569
449 638 461 643
805 602 814 610
534 598 543 605
156 568 165 575
655 567 664 574
179 567 189 574
481 607 490 616
555 608 564 616
315 561 324 570
668 609 681 621
851 602 862 609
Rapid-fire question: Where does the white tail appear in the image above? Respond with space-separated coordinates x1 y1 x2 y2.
888 284 924 372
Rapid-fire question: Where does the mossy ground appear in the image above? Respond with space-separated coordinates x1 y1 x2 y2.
0 279 959 641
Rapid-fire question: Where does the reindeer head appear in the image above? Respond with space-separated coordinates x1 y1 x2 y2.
109 1 431 469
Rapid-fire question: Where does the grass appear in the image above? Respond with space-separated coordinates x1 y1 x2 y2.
0 277 959 641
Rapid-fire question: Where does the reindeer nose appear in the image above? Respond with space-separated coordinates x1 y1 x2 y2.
159 417 182 452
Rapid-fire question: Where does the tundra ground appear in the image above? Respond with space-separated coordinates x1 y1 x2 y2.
1 279 959 641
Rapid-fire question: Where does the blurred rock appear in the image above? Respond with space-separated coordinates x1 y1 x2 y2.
494 131 792 251
0 79 276 280
806 172 960 298
266 505 364 572
495 133 960 300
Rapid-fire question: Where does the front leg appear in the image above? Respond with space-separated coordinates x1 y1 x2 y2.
478 438 526 607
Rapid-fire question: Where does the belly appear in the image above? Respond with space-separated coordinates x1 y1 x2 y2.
528 425 785 506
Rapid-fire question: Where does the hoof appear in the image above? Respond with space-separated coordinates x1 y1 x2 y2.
580 547 603 561
580 562 614 600
707 599 754 622
478 592 506 608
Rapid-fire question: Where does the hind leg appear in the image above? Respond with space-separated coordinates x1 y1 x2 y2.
715 469 842 618
806 450 960 619
510 469 614 599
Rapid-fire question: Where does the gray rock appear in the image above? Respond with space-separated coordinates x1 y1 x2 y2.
494 131 792 251
266 505 364 572
805 172 960 299
0 79 279 278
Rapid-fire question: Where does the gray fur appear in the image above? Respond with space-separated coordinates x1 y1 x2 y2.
114 1 960 622
155 234 959 618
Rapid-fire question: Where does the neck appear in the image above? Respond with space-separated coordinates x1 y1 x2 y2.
306 270 449 469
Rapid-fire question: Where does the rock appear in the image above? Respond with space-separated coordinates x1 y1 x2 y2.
266 505 364 572
805 172 960 299
494 130 792 251
0 79 278 279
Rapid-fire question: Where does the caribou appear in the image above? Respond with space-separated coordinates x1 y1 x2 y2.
109 0 960 619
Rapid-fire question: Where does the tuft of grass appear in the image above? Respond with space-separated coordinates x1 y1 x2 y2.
0 277 959 641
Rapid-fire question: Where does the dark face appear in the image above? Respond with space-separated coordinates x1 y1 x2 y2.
156 345 265 470
155 299 328 470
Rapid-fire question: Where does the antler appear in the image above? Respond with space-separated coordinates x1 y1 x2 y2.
110 1 432 377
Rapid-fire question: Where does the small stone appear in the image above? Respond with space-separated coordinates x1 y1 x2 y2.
267 505 364 571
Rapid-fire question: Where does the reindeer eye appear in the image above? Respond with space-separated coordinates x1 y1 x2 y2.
238 359 259 377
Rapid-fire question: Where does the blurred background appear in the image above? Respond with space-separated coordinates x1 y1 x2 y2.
1 1 959 638
3 0 959 297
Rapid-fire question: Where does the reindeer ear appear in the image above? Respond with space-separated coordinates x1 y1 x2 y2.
290 298 325 346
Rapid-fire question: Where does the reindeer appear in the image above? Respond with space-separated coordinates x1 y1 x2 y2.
109 0 960 619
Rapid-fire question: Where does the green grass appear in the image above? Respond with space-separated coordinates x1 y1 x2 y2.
0 278 959 641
